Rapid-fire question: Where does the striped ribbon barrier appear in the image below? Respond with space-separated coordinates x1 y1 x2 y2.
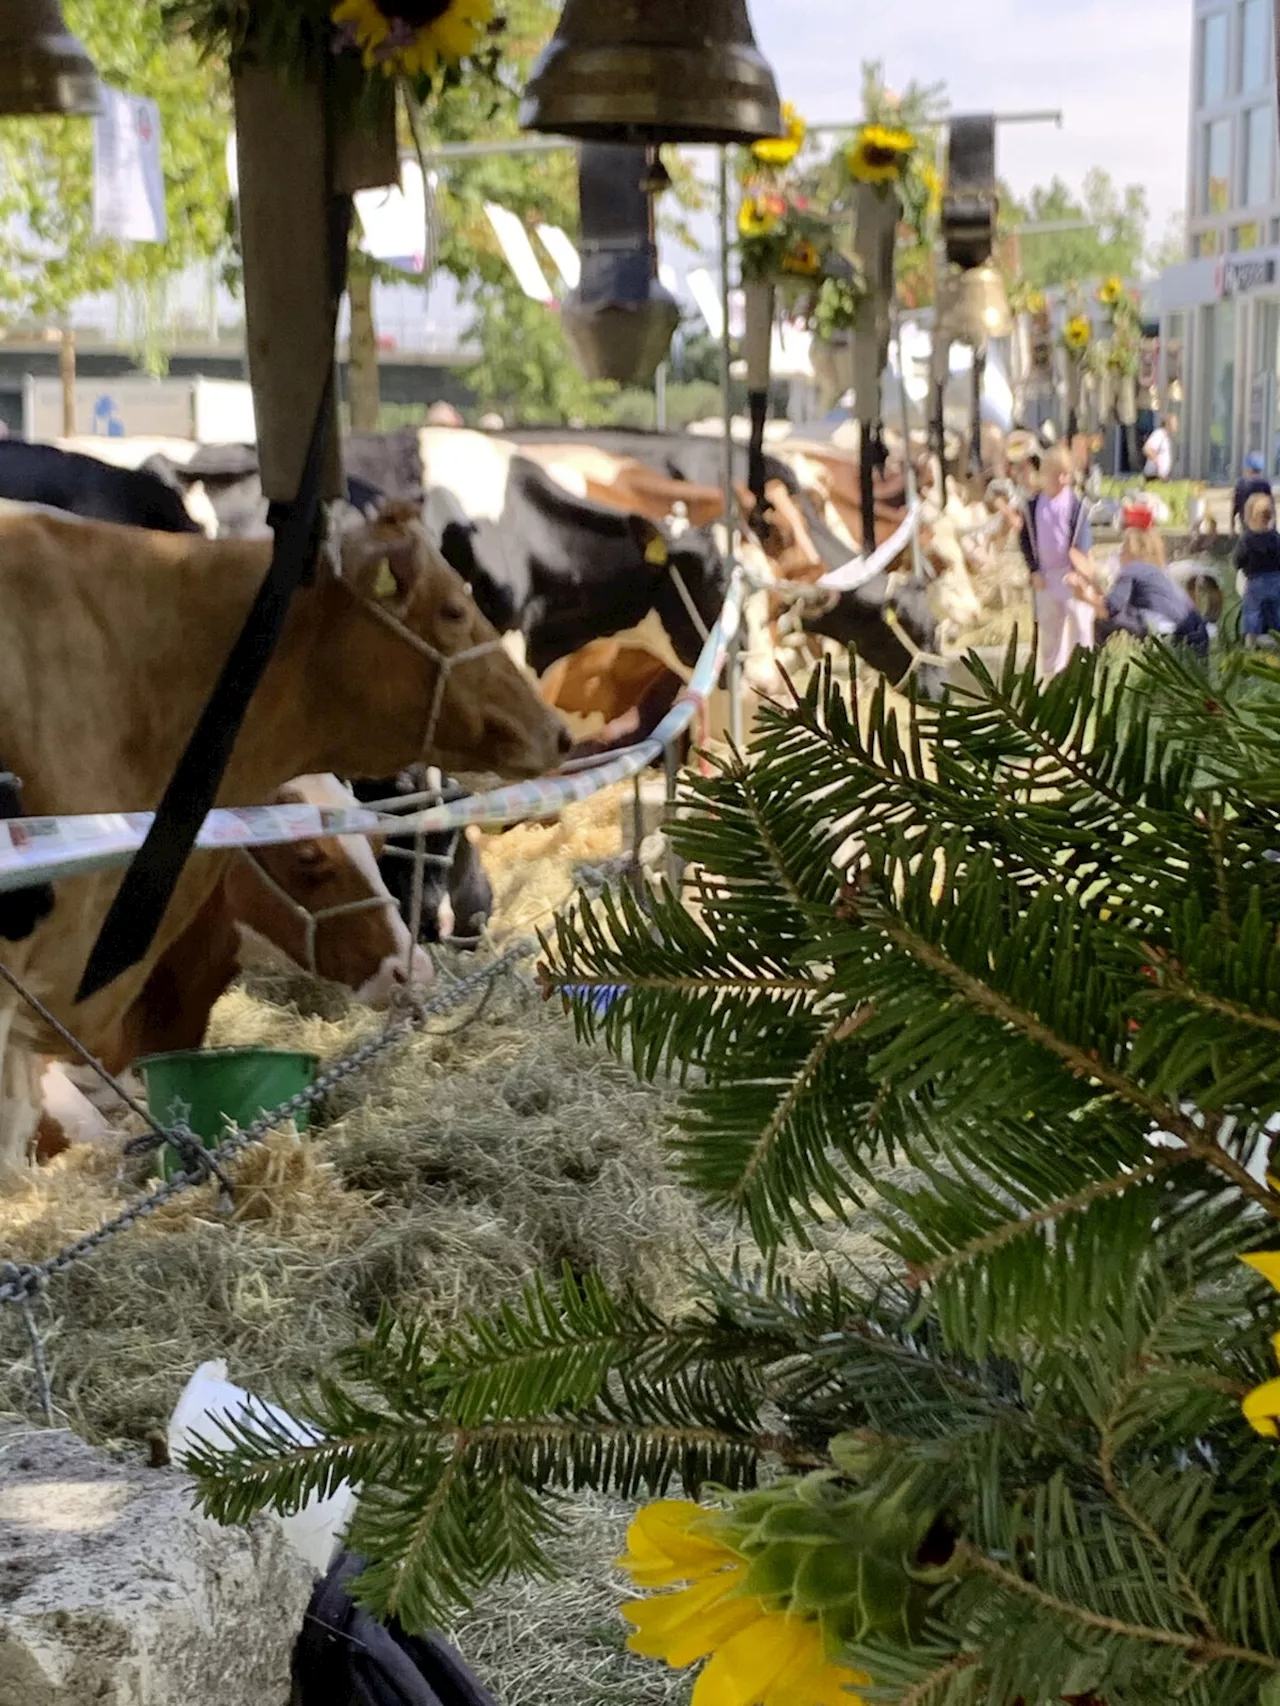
0 566 748 896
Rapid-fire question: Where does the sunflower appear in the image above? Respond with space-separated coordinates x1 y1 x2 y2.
1026 287 1046 316
1097 274 1126 308
1242 1253 1280 1437
738 194 785 239
753 102 806 167
618 1501 869 1706
1062 314 1092 353
847 124 916 186
331 0 494 76
781 239 822 276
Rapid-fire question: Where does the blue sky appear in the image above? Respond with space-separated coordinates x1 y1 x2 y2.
749 0 1193 238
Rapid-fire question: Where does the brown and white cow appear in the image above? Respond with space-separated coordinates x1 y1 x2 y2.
0 500 569 1168
33 774 432 1161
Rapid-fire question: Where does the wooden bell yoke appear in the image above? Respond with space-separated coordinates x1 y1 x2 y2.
79 54 399 1000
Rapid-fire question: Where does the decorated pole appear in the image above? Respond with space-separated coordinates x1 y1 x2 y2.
851 178 898 557
78 1 491 999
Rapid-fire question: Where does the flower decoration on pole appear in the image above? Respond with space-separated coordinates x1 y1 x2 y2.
1062 314 1091 355
331 0 496 76
846 123 916 186
751 100 806 169
1097 272 1126 309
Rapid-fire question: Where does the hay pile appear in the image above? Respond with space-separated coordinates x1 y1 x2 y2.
0 965 696 1445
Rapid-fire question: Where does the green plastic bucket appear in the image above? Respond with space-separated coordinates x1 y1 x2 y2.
137 1047 318 1179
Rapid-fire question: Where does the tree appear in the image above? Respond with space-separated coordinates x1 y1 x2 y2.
0 0 231 408
464 285 617 425
1005 167 1150 288
190 636 1280 1703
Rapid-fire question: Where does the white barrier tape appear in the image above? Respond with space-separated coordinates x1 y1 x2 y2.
0 568 748 894
815 503 921 595
0 803 385 895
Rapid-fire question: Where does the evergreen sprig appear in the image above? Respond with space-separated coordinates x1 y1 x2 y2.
189 640 1280 1702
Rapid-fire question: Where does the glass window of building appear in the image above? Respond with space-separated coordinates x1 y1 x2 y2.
1243 104 1274 205
1240 0 1270 89
1201 10 1230 103
1232 221 1262 249
1206 299 1237 482
1194 229 1222 256
1204 116 1232 212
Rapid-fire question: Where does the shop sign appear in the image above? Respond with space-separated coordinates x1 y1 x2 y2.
1217 255 1278 297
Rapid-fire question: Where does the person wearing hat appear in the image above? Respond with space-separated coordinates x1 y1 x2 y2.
1232 453 1272 534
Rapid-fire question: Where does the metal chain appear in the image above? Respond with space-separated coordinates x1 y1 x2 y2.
0 944 531 1309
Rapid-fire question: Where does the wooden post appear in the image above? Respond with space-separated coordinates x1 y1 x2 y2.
59 321 75 435
347 259 380 432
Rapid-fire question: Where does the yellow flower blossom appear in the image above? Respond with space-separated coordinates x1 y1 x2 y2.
618 1501 869 1706
847 125 916 185
739 195 784 239
781 240 822 276
331 0 493 77
753 102 806 168
1097 274 1126 307
1240 1254 1280 1436
1063 314 1091 353
920 161 943 218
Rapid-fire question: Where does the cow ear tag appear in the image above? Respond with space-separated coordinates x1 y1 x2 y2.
644 536 669 567
373 558 399 600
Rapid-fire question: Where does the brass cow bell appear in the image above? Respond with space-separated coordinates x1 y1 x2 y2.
935 261 1013 348
0 0 99 116
520 0 782 145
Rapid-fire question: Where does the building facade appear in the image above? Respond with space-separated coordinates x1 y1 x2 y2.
1157 0 1280 478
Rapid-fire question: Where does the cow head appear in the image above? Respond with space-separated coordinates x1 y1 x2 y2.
326 504 571 781
647 522 732 668
224 776 431 1007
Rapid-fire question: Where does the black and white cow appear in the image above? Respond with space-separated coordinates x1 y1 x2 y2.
348 427 732 678
501 426 945 695
142 443 385 538
350 771 494 947
0 439 205 533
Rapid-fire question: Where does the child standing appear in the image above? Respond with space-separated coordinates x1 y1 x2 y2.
1234 492 1280 639
1017 447 1096 678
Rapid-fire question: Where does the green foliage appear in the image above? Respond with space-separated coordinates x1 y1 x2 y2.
189 638 1280 1702
1004 167 1150 290
464 286 618 424
0 0 231 368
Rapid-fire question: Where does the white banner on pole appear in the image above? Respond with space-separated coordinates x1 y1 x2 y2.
356 160 430 272
93 87 166 245
484 202 554 304
536 225 580 292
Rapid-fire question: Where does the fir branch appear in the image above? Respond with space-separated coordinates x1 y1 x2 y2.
908 1148 1188 1288
954 1543 1280 1671
875 907 1280 1218
728 1001 862 1216
896 1654 981 1706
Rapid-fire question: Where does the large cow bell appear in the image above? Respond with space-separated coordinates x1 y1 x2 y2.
935 261 1013 348
520 0 782 145
561 142 680 385
0 0 99 115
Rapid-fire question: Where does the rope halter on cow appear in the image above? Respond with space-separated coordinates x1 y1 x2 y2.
237 848 396 980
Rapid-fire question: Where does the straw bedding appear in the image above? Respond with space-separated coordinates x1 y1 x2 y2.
0 780 903 1703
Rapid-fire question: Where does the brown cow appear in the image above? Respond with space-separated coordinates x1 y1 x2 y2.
33 774 432 1161
0 500 569 1168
